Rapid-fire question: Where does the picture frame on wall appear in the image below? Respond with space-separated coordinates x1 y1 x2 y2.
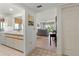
28 15 34 26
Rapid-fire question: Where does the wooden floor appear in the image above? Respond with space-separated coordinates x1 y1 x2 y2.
28 36 57 56
36 36 56 51
0 36 56 56
28 47 57 56
0 44 24 56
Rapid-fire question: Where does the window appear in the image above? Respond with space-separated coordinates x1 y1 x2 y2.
0 18 5 31
0 22 3 30
14 17 23 30
15 24 20 30
14 24 23 30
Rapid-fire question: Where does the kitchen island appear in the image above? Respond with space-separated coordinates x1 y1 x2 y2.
0 31 24 52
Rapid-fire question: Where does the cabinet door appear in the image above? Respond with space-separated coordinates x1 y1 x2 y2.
2 36 7 45
0 35 3 44
14 39 23 51
6 37 15 48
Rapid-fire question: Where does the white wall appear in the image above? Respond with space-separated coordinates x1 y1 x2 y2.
23 7 36 55
23 7 57 55
5 15 14 26
0 14 5 18
56 7 63 55
0 14 14 30
36 8 57 29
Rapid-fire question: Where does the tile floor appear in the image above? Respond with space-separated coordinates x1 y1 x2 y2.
0 44 23 56
28 47 57 56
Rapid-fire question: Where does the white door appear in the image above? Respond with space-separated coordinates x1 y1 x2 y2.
62 5 79 56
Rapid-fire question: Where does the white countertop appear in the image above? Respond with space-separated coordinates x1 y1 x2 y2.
0 30 24 35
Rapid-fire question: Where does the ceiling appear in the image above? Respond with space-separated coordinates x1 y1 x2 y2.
17 3 66 13
0 3 23 16
0 3 66 16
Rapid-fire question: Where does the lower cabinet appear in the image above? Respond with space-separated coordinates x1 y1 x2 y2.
0 36 2 44
14 39 24 51
0 34 7 44
0 35 4 44
6 37 15 49
3 37 24 51
1 35 24 52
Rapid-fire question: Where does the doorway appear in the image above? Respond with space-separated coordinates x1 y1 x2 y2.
36 16 57 52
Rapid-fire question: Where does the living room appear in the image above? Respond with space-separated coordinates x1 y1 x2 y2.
35 6 57 54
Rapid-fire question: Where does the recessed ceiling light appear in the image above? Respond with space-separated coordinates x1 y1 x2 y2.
9 8 14 11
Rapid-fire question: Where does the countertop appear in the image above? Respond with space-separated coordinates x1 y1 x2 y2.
0 30 24 36
0 30 24 40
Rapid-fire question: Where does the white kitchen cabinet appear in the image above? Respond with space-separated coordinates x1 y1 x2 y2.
6 37 15 48
9 37 24 51
4 34 24 52
14 39 24 51
0 33 24 52
0 35 3 44
0 34 6 44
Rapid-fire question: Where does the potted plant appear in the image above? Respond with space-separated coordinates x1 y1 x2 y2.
47 25 54 34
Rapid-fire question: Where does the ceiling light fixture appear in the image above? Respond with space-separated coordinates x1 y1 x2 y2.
9 8 14 11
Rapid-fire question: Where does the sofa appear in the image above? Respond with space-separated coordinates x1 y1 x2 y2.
37 29 49 36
